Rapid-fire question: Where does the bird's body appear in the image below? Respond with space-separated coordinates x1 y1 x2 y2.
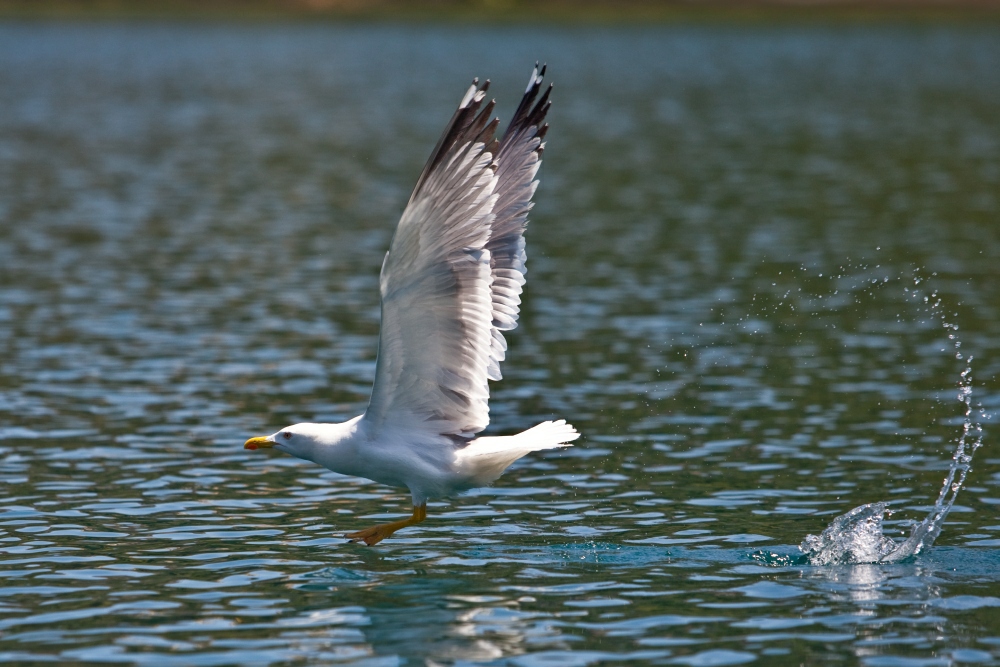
245 65 578 545
258 418 578 506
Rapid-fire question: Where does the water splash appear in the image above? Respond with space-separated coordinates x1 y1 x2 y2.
801 276 988 565
800 503 898 565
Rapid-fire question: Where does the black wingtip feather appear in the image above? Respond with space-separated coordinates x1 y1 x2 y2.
527 91 552 128
500 64 551 149
478 118 501 147
469 99 498 138
409 67 550 207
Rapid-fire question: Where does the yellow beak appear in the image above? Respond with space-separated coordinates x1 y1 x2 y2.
244 436 274 450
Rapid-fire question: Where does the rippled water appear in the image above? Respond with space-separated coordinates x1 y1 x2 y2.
2 22 1000 666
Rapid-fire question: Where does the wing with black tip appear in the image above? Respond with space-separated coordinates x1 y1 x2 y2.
364 67 552 440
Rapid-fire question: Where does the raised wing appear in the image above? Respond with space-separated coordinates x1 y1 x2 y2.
364 67 552 440
486 65 551 381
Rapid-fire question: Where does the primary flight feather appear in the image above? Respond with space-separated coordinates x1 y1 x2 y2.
244 65 579 546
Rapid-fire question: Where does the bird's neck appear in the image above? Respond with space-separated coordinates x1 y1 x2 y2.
297 415 366 471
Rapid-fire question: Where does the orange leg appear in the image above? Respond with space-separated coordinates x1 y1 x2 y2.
345 504 427 546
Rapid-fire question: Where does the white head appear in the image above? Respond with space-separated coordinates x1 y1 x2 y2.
244 417 361 468
244 423 324 463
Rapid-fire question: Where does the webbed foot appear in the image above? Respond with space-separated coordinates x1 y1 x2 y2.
345 504 427 546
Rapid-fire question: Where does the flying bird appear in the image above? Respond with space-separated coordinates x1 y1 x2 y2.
244 65 579 546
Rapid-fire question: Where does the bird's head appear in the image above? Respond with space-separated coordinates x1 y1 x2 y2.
244 419 360 466
244 423 320 461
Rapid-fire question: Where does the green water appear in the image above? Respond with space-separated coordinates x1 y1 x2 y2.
1 22 999 666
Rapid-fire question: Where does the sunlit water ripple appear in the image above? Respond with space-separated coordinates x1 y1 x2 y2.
1 21 1000 666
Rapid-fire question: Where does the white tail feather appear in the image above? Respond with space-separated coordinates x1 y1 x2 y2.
454 420 579 488
514 419 580 449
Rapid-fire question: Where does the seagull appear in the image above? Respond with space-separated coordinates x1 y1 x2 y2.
244 64 578 546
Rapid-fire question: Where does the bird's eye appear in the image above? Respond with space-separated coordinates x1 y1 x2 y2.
282 432 292 440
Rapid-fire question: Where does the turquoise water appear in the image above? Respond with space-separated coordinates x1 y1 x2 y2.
1 22 1000 666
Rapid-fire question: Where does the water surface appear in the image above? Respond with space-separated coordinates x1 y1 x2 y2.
2 22 1000 666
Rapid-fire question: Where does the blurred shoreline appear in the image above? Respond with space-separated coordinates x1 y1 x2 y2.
3 0 1000 22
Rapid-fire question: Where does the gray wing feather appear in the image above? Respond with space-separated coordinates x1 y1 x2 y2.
485 64 552 381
